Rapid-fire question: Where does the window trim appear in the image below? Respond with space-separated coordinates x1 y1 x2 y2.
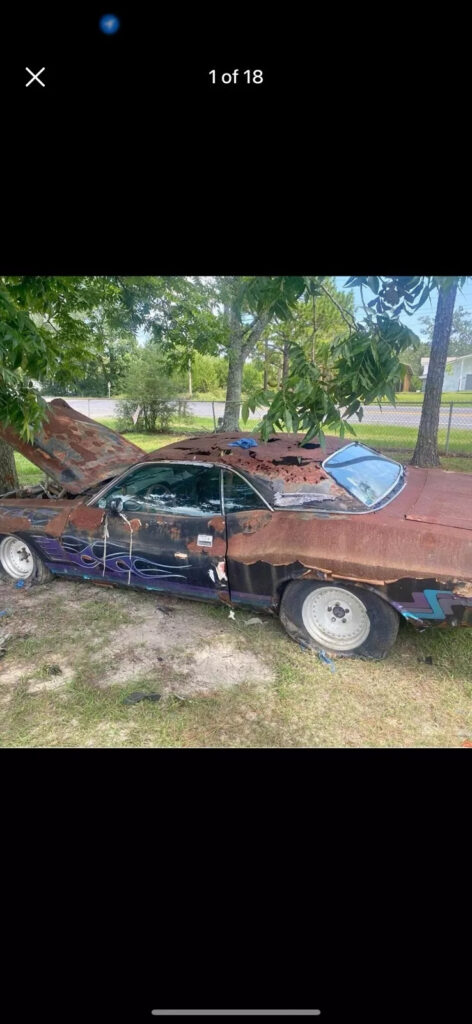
221 467 273 514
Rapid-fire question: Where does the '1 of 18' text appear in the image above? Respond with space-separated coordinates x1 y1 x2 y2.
209 69 263 85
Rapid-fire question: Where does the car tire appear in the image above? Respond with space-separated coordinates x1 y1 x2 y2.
280 580 399 660
0 534 53 585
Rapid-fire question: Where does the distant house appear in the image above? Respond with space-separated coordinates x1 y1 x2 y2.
420 353 472 392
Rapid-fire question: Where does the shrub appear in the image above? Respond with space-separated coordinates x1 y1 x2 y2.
117 347 185 433
214 357 229 388
191 353 220 393
243 362 264 393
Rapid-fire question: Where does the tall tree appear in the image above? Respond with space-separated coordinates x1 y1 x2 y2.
217 276 308 429
411 281 458 466
348 276 467 467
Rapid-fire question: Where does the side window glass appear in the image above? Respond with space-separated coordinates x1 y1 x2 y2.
97 464 221 516
223 472 267 512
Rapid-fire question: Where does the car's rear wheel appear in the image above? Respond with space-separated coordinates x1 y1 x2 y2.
0 535 53 584
280 580 399 659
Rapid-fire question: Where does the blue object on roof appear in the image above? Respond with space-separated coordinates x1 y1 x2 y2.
228 438 258 449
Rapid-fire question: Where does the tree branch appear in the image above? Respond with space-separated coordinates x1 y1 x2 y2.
241 313 270 359
319 282 357 333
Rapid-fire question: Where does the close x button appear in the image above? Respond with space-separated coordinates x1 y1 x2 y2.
25 67 45 87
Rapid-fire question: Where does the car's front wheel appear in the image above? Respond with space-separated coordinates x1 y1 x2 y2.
280 580 399 660
0 535 53 584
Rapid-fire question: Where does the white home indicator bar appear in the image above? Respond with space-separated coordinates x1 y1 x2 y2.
151 1013 321 1017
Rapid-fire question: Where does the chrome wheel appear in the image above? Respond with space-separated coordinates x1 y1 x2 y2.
0 535 35 580
301 585 371 651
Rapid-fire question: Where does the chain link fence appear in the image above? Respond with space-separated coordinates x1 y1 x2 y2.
348 401 472 458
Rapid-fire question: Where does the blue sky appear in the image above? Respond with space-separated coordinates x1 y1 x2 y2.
334 276 472 339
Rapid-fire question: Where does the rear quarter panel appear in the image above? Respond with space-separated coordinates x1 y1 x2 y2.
225 500 472 626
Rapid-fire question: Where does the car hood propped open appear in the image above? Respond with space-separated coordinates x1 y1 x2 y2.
0 399 143 495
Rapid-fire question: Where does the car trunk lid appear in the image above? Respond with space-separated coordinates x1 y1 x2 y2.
405 467 472 532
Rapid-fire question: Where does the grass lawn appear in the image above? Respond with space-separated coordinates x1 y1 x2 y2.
352 423 472 456
1 577 471 747
382 391 472 404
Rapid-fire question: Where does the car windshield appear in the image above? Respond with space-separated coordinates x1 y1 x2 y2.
323 443 403 507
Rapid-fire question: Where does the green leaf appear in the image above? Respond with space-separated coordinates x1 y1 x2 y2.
300 422 319 446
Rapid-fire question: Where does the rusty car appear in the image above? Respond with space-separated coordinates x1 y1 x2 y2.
1 398 472 660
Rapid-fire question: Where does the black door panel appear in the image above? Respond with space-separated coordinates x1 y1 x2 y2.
55 462 229 601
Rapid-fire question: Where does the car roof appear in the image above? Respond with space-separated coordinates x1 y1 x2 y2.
142 431 355 508
144 431 347 468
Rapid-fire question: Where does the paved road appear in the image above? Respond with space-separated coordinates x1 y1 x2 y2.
44 397 472 431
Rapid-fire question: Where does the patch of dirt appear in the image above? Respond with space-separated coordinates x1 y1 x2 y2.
165 640 274 696
0 578 275 699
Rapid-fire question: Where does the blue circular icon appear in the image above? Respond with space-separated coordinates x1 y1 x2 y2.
99 14 120 35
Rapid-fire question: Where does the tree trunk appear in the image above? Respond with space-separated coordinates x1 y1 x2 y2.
0 438 19 494
411 282 458 467
222 312 269 431
282 340 290 382
222 335 243 430
188 356 192 397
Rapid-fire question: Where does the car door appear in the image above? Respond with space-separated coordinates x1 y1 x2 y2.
222 469 280 610
58 461 229 602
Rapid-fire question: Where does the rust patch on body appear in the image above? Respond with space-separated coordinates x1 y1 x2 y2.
209 515 225 532
68 506 105 529
235 510 273 534
454 581 472 598
404 467 472 532
0 499 73 538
